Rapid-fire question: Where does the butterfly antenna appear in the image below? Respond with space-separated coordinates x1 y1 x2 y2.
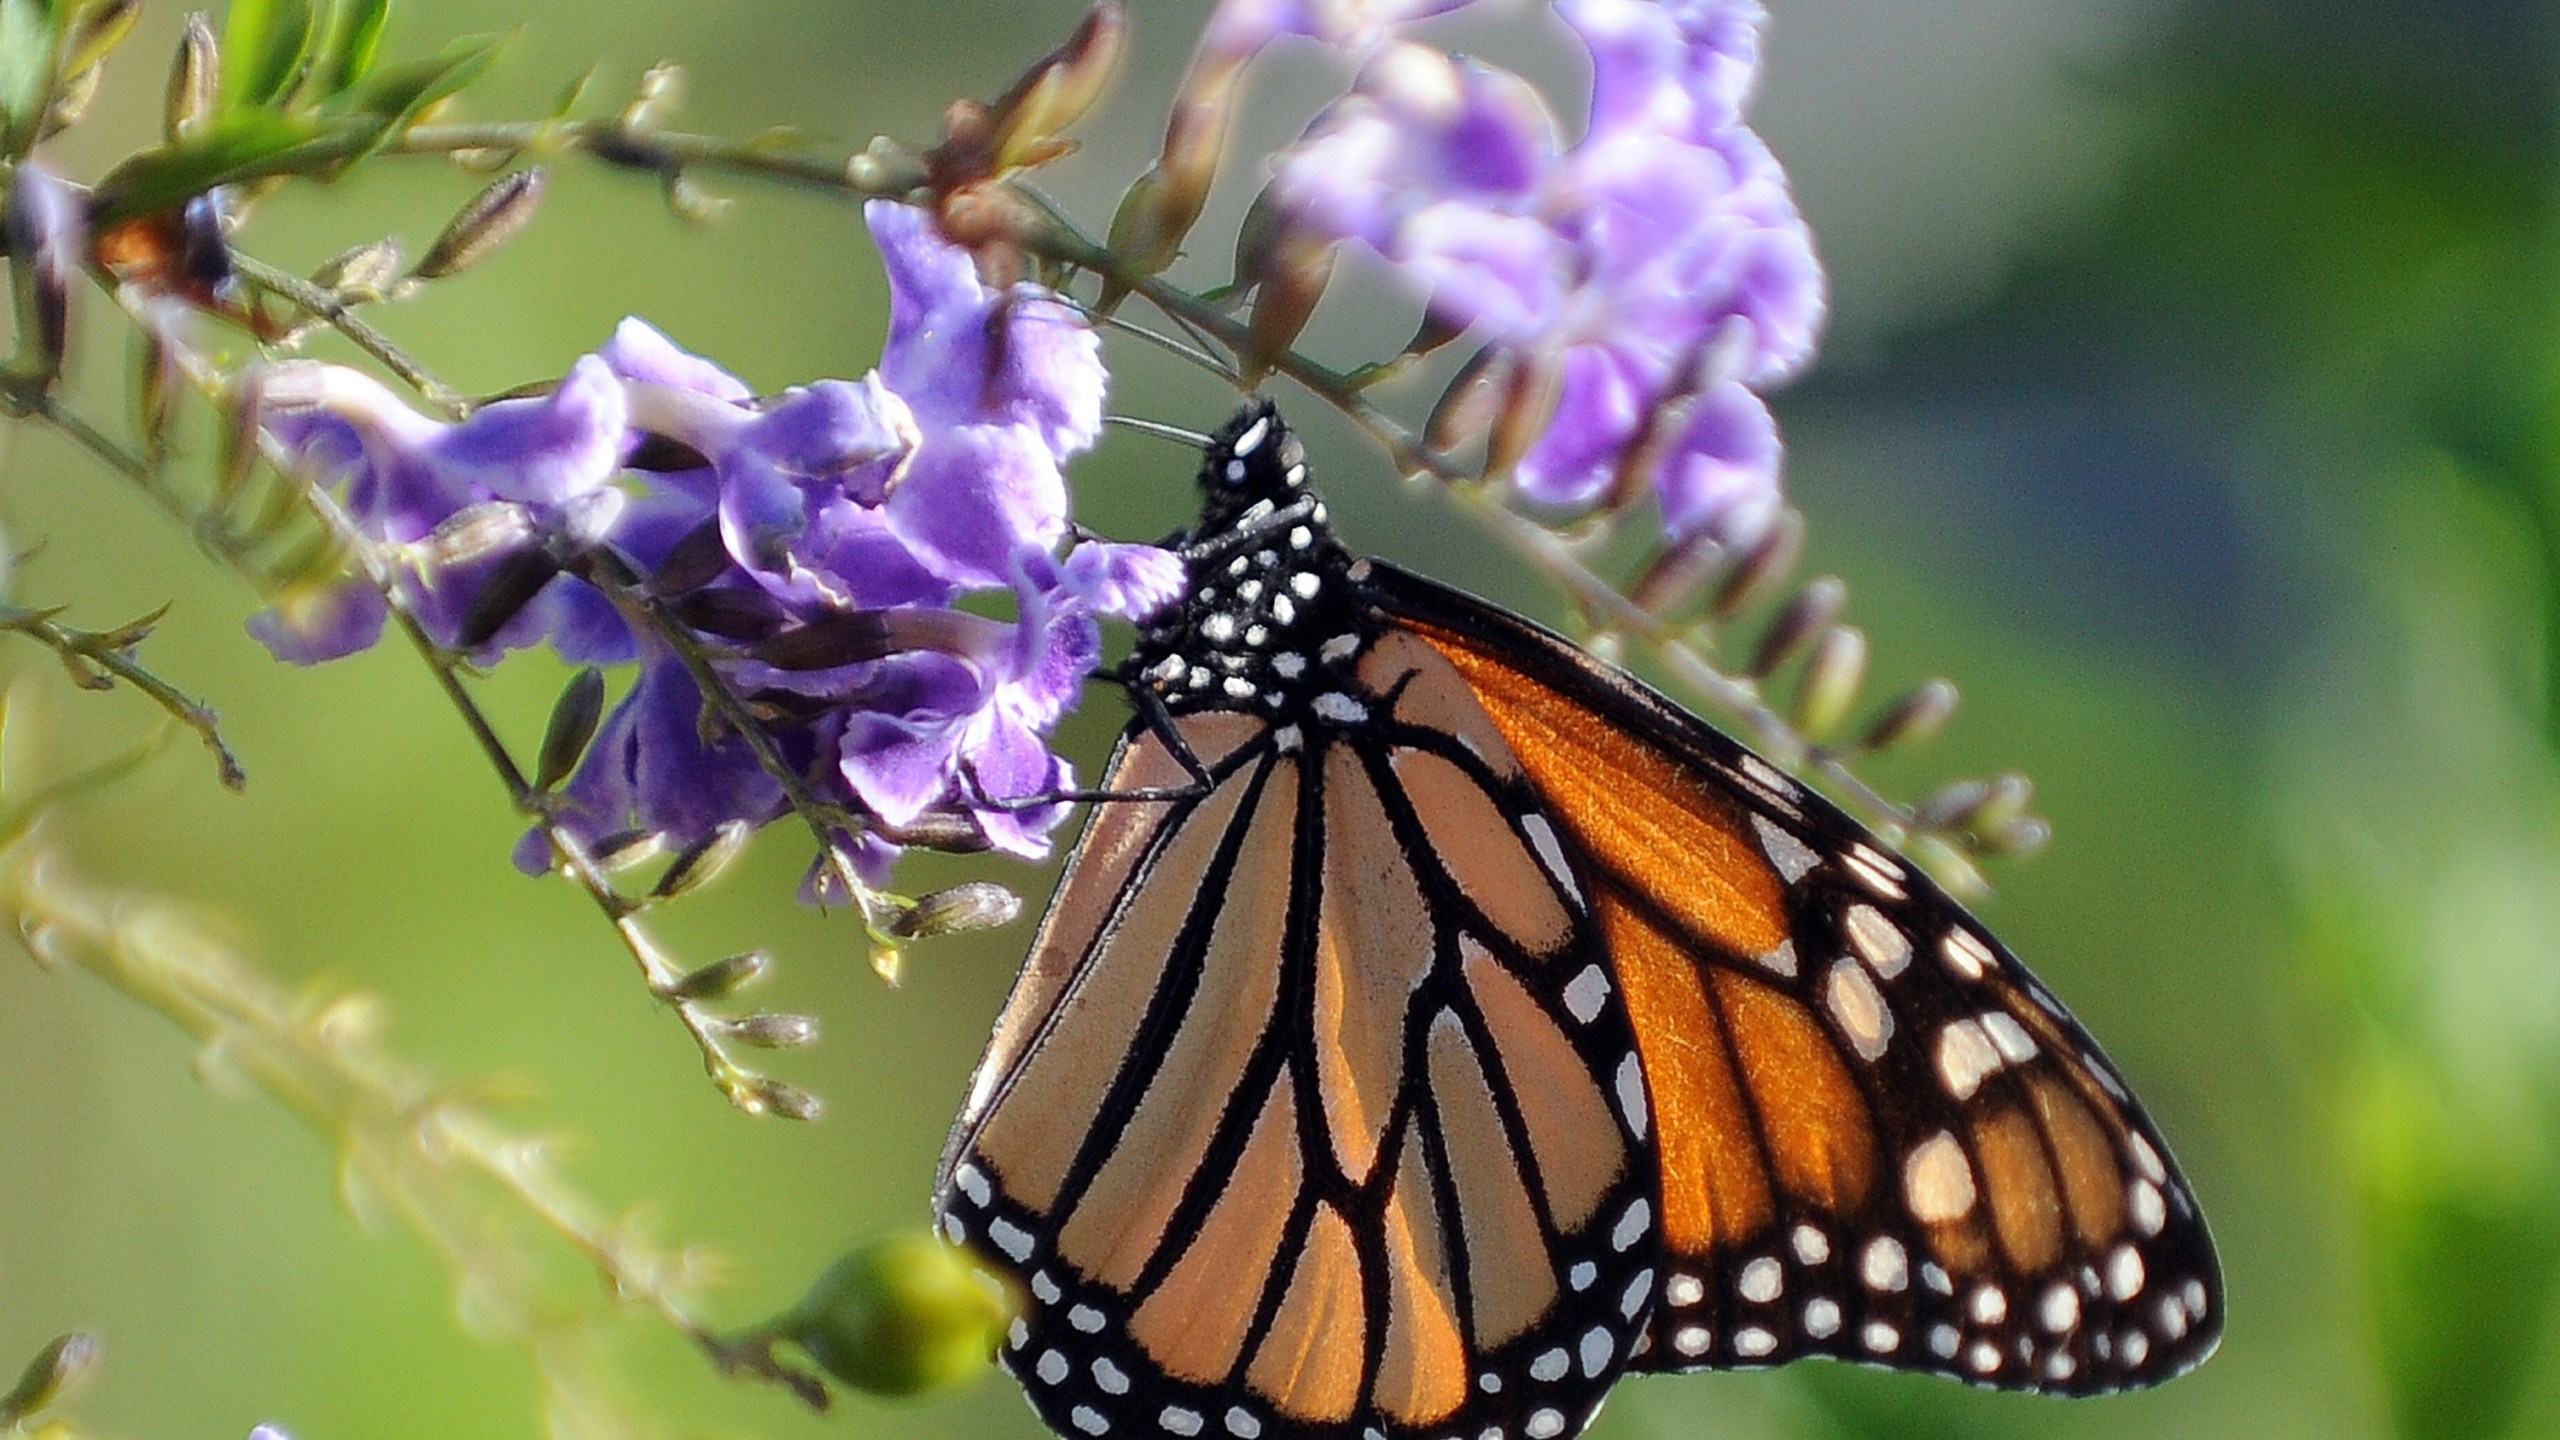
1106 414 1216 448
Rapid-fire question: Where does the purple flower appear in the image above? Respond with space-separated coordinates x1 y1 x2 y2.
262 205 1176 887
1263 0 1823 546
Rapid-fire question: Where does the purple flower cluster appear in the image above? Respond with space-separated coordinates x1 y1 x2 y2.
253 202 1181 880
1256 0 1823 546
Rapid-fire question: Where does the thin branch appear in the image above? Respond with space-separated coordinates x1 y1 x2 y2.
231 252 469 418
0 603 245 789
0 828 827 1410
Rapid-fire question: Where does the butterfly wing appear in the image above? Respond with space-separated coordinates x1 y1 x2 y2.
939 674 1661 1440
1362 560 2223 1396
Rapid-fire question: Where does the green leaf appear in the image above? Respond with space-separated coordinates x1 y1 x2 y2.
221 0 314 110
315 0 390 94
333 30 505 129
0 0 59 152
89 109 332 224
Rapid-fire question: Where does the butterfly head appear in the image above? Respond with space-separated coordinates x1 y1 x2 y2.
1192 398 1314 536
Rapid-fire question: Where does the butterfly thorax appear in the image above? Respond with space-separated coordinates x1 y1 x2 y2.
1127 401 1371 718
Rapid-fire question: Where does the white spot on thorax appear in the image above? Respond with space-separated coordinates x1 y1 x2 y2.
1224 458 1247 482
1319 633 1361 663
1289 525 1313 549
1272 724 1303 754
1202 614 1236 643
1222 676 1256 699
1271 595 1297 625
1289 571 1321 599
1232 416 1271 454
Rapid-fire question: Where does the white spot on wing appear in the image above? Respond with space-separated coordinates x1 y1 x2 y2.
1904 1132 1978 1222
1519 814 1580 898
1093 1358 1129 1394
1733 1327 1776 1358
1942 929 1993 980
1666 1274 1704 1307
1861 1236 1908 1292
1312 692 1368 724
2041 1282 2081 1333
1612 1197 1652 1252
1844 844 1907 898
1844 904 1912 977
1825 959 1893 1061
990 1217 1034 1262
1579 1325 1614 1377
1072 1405 1110 1434
1530 1348 1569 1382
1792 1224 1830 1265
1750 816 1820 883
1804 1298 1841 1338
1563 965 1610 1024
955 1163 993 1207
1981 1011 2039 1063
1935 1018 2003 1100
1161 1407 1204 1437
1526 1410 1565 1440
1615 1052 1649 1138
1673 1325 1710 1357
1740 1257 1782 1303
1232 416 1270 455
1757 939 1798 978
1862 1321 1900 1353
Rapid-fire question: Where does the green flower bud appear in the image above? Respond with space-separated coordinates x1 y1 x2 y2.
787 1232 1011 1398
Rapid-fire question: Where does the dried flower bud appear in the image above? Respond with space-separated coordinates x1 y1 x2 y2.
786 1232 1009 1397
623 62 682 130
1981 815 2052 859
417 501 537 568
663 172 732 225
982 1 1125 175
42 62 104 137
1913 777 1993 833
1860 678 1959 753
168 14 220 141
536 667 608 793
1628 532 1727 618
1748 575 1845 678
1969 772 2035 833
66 0 143 76
1790 624 1867 741
1709 508 1803 620
0 1332 101 1428
664 950 772 1001
1242 231 1333 382
723 1012 820 1049
1428 348 1511 458
413 168 548 280
747 1076 822 1121
644 517 732 596
654 819 752 898
591 828 668 874
311 238 405 297
1485 349 1565 482
889 882 1022 939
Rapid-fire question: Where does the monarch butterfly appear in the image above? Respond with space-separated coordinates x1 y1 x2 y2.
935 401 2221 1440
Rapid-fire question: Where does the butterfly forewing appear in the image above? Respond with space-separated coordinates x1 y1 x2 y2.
1371 567 2223 1395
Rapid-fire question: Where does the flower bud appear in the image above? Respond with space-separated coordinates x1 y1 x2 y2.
1748 575 1845 678
1427 348 1510 459
982 2 1126 176
1860 678 1958 752
663 950 771 1001
1790 624 1867 741
786 1232 1010 1398
1913 778 1993 833
1710 509 1804 619
0 1332 101 1428
653 819 752 899
167 14 220 141
536 666 608 793
311 237 406 297
746 1075 822 1121
454 547 563 649
413 168 547 280
722 1011 820 1049
889 881 1022 939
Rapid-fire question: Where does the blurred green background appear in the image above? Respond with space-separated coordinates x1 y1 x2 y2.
6 1 2558 1437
